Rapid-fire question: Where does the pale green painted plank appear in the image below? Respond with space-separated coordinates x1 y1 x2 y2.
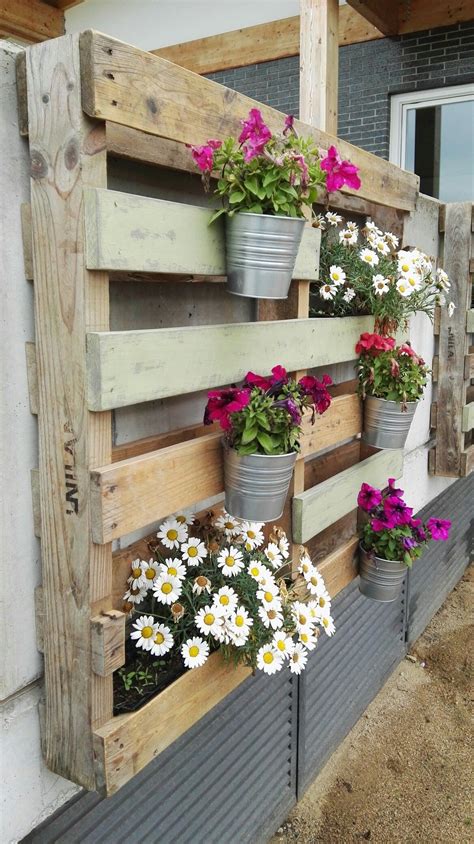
292 449 404 544
467 310 474 332
87 315 373 410
462 402 474 432
84 187 320 280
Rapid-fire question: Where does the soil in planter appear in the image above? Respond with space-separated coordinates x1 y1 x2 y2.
113 638 187 715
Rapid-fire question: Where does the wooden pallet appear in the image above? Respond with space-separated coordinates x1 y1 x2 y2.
20 31 411 796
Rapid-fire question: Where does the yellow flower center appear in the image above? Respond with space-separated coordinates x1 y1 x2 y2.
235 615 244 627
401 262 410 272
141 626 153 638
276 640 286 651
399 284 406 292
187 546 198 557
145 568 155 580
167 529 178 541
220 595 230 605
226 556 235 567
302 563 310 573
267 551 275 559
301 632 308 643
204 613 215 626
161 582 172 594
224 521 234 530
189 645 199 658
154 632 164 644
310 576 318 587
247 530 256 540
323 618 329 627
176 515 186 524
167 566 177 576
344 232 351 239
250 566 259 576
264 591 274 603
263 651 274 664
319 596 326 607
132 567 142 579
245 542 252 551
408 277 417 286
298 614 307 626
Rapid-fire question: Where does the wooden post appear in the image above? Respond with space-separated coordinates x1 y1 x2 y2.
25 34 113 789
299 0 339 134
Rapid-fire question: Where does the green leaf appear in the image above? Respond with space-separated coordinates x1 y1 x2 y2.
256 430 277 453
241 423 258 444
256 412 271 430
229 190 246 203
208 208 227 225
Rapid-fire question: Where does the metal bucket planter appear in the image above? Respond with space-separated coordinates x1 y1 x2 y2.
362 396 418 450
224 446 297 522
225 212 306 299
358 544 407 602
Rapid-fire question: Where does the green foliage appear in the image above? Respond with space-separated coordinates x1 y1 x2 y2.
117 659 166 695
357 347 429 404
230 385 303 456
361 521 424 564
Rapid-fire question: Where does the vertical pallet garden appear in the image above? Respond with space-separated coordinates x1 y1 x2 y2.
20 31 423 797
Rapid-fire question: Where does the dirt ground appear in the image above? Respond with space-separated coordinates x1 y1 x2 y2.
271 567 473 844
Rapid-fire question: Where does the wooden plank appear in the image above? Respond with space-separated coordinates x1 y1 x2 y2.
35 585 44 653
467 310 474 332
25 341 38 415
462 403 474 432
27 34 112 789
106 121 202 173
86 315 373 411
84 187 320 280
112 421 215 463
402 193 442 258
91 394 361 544
91 611 126 677
460 445 474 477
300 0 339 134
430 402 438 430
318 536 359 597
0 0 64 42
346 0 398 35
432 355 439 382
292 449 404 544
399 0 474 34
20 203 33 279
79 31 419 212
464 352 474 380
152 8 383 74
435 203 473 476
31 467 41 538
45 0 86 9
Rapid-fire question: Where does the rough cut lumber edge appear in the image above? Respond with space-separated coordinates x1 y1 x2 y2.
79 31 419 212
94 531 359 795
0 0 65 43
15 50 28 136
91 393 361 544
91 611 126 676
300 0 339 135
462 402 474 432
86 315 374 411
467 310 474 332
346 0 399 35
460 445 474 476
26 34 113 790
21 203 34 279
464 353 474 380
35 585 44 653
292 448 404 544
31 468 41 537
84 187 320 280
25 342 38 414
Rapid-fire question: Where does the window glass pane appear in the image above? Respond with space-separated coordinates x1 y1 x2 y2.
405 108 416 172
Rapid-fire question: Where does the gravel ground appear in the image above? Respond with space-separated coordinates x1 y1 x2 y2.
271 566 473 844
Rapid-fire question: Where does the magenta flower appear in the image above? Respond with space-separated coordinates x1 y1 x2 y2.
321 145 361 193
239 108 272 161
284 114 295 134
388 478 404 498
357 483 382 512
371 516 397 532
409 518 427 542
426 517 451 542
384 495 413 525
270 365 288 384
298 374 332 414
204 387 251 430
275 397 302 425
402 536 417 551
293 154 309 187
244 371 273 391
190 142 219 172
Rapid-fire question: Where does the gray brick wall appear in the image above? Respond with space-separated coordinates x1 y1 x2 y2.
207 22 474 160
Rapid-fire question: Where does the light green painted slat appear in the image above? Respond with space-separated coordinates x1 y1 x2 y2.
462 402 474 432
292 449 404 544
84 187 320 280
467 310 474 332
86 315 373 410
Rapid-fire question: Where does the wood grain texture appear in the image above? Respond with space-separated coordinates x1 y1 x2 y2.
467 310 474 332
30 468 41 538
86 315 373 411
84 187 320 279
91 611 126 676
346 0 398 35
92 394 361 543
300 0 339 133
112 421 216 463
27 34 112 789
20 202 33 279
293 449 404 543
462 402 474 432
79 31 419 211
35 585 44 653
25 341 38 415
318 536 359 597
0 0 64 43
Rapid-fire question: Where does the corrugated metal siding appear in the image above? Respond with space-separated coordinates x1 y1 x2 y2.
23 670 297 844
406 472 473 644
297 577 406 796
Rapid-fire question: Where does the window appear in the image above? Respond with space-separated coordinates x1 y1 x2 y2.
390 85 474 202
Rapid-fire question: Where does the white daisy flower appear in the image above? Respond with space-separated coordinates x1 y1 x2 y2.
278 535 290 559
329 265 346 286
181 536 207 566
149 624 174 657
304 568 325 597
130 615 157 651
406 273 421 292
123 584 148 605
307 600 320 624
240 522 265 549
346 221 358 232
436 268 450 291
397 257 414 276
229 606 253 643
174 512 195 527
159 558 186 581
273 632 295 659
375 238 390 256
365 220 379 233
384 231 399 249
299 626 318 651
298 553 313 577
217 545 244 577
396 278 414 297
247 560 267 581
359 248 379 267
320 283 337 301
258 605 284 630
256 645 284 675
195 605 224 638
325 211 343 226
314 588 331 616
372 274 390 296
339 228 358 246
157 518 188 549
343 287 356 303
447 301 456 318
140 558 160 586
289 643 308 674
292 601 312 631
214 510 241 538
264 543 284 569
213 585 238 615
128 559 147 590
153 574 182 605
182 637 209 669
313 213 326 230
320 614 336 637
192 575 212 596
255 565 277 590
256 585 282 613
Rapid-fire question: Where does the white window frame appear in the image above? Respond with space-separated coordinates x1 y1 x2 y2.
389 83 474 170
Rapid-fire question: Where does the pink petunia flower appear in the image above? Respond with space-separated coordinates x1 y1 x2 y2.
357 483 382 512
384 495 413 525
239 108 272 160
284 114 295 134
190 142 219 172
244 371 273 391
298 374 333 415
321 145 361 193
355 333 396 356
204 387 251 430
426 517 451 542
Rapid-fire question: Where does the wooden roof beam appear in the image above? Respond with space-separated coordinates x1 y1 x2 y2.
346 0 399 36
0 0 64 43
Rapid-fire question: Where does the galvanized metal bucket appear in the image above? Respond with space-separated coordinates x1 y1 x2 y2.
358 544 407 602
362 396 418 450
225 212 306 299
224 446 297 522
